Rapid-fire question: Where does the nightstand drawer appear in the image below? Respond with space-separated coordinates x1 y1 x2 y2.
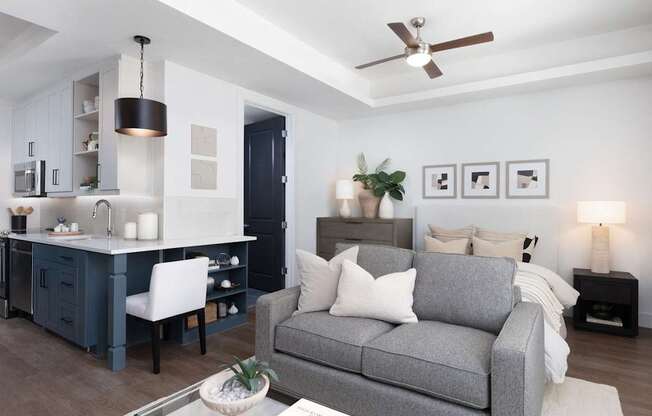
578 279 632 304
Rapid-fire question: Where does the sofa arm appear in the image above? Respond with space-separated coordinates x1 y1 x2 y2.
492 302 545 416
255 286 300 363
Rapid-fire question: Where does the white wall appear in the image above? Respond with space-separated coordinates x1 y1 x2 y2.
162 61 339 286
335 76 652 327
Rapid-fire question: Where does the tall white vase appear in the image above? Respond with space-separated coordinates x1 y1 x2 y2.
378 192 394 219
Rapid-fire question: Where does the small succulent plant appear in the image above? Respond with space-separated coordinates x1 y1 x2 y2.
222 356 279 393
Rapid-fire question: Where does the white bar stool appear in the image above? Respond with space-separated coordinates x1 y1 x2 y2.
126 257 209 374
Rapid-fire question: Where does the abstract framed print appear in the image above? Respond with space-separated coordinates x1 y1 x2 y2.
423 164 456 198
461 162 500 198
506 159 549 198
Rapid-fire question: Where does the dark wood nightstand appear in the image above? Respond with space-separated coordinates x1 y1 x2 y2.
573 268 638 337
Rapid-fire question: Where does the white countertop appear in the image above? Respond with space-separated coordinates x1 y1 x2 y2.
9 233 256 255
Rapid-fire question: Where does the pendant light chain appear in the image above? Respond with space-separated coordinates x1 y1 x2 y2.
139 39 144 99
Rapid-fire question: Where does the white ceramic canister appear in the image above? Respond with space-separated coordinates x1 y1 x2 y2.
124 222 137 240
137 213 159 240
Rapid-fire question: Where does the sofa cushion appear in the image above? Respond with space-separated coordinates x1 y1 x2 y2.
413 252 516 334
275 311 394 373
362 321 496 409
335 243 415 278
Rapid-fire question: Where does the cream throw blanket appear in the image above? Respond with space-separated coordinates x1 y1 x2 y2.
515 262 580 384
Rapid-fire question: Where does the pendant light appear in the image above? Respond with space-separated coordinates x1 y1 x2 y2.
115 35 167 137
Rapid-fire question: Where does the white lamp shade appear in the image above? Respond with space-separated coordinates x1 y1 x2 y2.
577 201 626 224
335 179 354 200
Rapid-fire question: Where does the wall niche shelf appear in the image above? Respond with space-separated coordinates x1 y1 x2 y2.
74 149 99 157
74 110 99 121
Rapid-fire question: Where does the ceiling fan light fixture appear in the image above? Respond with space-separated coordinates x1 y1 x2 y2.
405 43 431 67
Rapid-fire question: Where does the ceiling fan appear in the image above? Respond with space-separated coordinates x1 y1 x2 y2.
355 17 494 79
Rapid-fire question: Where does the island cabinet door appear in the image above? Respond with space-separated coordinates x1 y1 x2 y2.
33 260 60 329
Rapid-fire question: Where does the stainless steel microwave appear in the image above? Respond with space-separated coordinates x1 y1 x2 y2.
13 160 46 197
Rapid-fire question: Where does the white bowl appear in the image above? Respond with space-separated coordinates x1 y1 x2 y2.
199 369 269 416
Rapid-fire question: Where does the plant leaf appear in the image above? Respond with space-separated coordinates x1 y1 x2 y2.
376 171 390 182
389 189 403 201
375 158 391 173
264 368 279 382
357 153 368 174
389 170 406 183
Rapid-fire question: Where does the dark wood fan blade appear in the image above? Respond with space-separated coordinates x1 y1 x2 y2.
355 54 405 69
387 22 418 48
423 60 443 79
430 32 494 53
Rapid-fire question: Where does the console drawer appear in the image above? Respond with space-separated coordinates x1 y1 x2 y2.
318 221 394 242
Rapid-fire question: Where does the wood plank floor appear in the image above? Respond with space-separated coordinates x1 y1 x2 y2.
0 313 650 415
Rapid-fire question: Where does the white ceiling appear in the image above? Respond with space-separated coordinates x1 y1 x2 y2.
0 11 55 67
1 0 651 119
234 0 652 97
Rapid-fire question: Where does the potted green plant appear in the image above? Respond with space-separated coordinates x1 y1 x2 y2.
352 153 390 218
200 357 279 416
374 170 406 219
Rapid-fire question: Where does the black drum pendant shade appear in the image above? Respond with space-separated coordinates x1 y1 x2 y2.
115 35 167 137
115 98 167 137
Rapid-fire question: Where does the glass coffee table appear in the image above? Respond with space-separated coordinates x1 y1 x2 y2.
128 379 290 416
127 377 347 416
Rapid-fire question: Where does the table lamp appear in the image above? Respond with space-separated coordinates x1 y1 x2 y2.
336 180 354 218
577 201 626 274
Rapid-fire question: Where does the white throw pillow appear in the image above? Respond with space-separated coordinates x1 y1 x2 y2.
329 260 418 324
424 235 468 254
294 247 359 315
472 236 524 262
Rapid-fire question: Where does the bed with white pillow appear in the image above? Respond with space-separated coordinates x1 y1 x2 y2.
414 203 578 384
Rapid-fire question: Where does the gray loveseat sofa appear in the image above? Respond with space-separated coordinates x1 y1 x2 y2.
256 244 544 416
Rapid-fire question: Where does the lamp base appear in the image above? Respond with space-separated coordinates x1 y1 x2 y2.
339 200 352 218
590 225 610 274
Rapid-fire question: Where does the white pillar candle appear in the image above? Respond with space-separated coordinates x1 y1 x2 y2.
124 222 137 240
137 213 159 240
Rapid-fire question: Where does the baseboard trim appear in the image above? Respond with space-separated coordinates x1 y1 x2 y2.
639 312 652 329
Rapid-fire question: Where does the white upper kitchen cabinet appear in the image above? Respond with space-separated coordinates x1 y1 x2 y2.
12 96 49 165
45 84 73 193
11 56 160 198
11 106 26 166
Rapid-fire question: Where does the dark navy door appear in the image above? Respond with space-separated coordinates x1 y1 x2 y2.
244 116 286 292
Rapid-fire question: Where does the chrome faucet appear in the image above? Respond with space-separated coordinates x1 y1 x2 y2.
92 199 113 238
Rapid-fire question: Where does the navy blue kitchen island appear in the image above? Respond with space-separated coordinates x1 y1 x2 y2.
10 234 256 371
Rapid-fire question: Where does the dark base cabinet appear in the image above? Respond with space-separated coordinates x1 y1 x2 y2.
33 245 99 348
573 268 638 337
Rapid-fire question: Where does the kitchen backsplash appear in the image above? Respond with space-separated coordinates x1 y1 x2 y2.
38 195 163 237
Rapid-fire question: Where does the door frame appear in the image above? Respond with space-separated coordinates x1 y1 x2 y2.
239 94 296 289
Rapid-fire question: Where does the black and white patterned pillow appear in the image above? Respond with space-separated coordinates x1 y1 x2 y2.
522 235 539 263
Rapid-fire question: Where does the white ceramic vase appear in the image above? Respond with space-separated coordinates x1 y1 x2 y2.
200 370 269 416
378 192 394 219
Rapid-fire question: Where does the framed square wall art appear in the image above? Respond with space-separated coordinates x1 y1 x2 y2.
462 162 500 198
506 159 549 198
423 164 456 198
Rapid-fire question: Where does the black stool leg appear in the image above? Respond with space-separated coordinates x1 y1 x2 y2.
197 309 207 355
151 321 161 374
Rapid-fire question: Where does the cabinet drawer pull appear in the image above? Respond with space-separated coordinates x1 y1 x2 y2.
40 269 48 288
344 238 363 242
61 317 73 325
60 281 73 288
